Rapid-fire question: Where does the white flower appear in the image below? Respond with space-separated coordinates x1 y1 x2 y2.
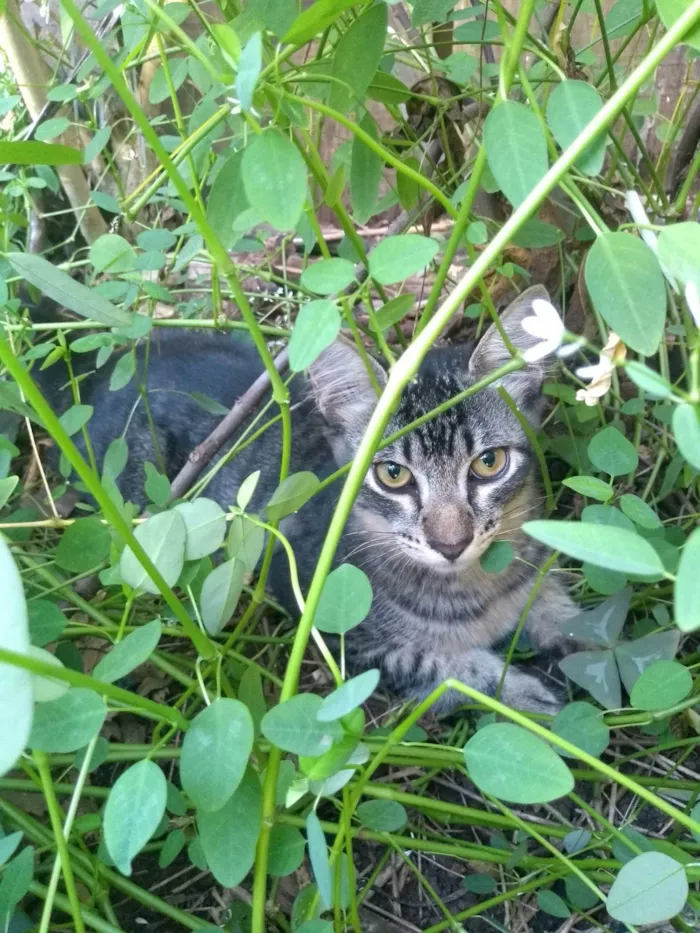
521 299 565 362
624 190 659 254
575 332 626 406
685 281 700 329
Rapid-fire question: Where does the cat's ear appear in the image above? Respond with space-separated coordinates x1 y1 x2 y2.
468 285 551 416
307 336 387 432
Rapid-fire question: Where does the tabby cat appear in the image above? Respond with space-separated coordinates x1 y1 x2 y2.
38 284 575 713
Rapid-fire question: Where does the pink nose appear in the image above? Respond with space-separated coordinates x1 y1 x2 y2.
426 534 473 561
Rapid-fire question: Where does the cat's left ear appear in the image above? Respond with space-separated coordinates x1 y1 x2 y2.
468 285 552 418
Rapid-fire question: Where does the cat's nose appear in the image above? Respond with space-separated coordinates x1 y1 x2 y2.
427 534 473 561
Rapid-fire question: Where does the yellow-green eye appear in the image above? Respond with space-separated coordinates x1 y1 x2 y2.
374 461 414 490
471 448 508 479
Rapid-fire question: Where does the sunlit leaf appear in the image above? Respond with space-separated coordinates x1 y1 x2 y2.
546 80 606 175
314 563 373 634
174 498 227 560
463 723 574 804
672 403 700 471
181 698 253 812
368 235 439 286
524 520 663 576
584 232 666 356
329 3 388 112
675 527 700 633
300 259 355 296
0 537 32 778
29 688 106 753
242 131 307 231
317 669 380 722
630 660 692 711
104 760 167 875
350 114 382 224
483 101 548 207
267 471 320 521
607 851 688 924
551 701 610 758
120 510 186 595
288 301 342 372
93 620 162 684
55 518 111 573
0 140 81 165
588 426 638 476
261 693 340 757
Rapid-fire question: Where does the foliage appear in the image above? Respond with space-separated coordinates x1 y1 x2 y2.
0 1 699 932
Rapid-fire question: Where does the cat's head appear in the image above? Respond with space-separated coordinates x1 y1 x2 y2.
308 285 552 574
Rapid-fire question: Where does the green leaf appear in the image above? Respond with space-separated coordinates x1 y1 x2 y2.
350 113 382 224
479 540 514 573
226 515 265 571
563 828 592 854
546 80 606 175
268 825 306 877
625 361 674 399
174 498 227 560
462 873 497 894
6 252 131 327
89 234 137 275
103 437 128 481
524 520 664 576
366 71 412 105
200 559 246 636
120 510 186 595
672 403 700 470
148 58 188 104
27 600 66 648
0 833 22 868
288 300 342 372
537 890 570 919
0 476 18 510
317 669 380 722
619 494 661 529
510 218 563 249
84 126 112 164
198 766 261 887
561 647 621 709
236 32 262 111
55 518 111 573
104 760 167 875
675 527 700 633
207 150 250 251
0 139 81 165
181 698 254 812
584 232 666 356
237 471 260 511
356 799 407 832
615 629 680 694
29 688 106 752
329 3 388 112
238 665 266 737
551 701 610 758
0 846 34 920
314 563 373 634
93 620 162 684
588 426 638 476
242 131 307 232
0 537 32 778
300 259 356 296
35 117 70 142
158 828 186 869
483 101 548 207
657 0 700 50
267 471 320 521
658 221 700 292
110 353 135 392
368 235 439 286
306 811 332 910
561 588 631 648
463 723 574 804
283 0 358 45
144 462 170 507
630 660 692 711
372 294 415 332
562 475 613 501
607 851 689 924
58 403 93 436
261 693 340 756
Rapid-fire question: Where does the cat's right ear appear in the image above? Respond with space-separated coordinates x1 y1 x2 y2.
307 337 387 433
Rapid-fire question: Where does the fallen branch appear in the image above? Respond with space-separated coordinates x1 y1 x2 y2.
168 348 289 500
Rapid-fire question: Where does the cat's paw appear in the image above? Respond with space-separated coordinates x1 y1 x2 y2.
500 670 564 716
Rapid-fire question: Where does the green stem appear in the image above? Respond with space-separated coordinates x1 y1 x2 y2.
34 750 86 933
0 647 188 729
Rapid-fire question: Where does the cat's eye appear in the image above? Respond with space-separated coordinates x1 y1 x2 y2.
374 461 414 490
471 448 508 479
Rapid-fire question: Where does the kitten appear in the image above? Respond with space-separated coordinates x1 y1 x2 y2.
36 284 575 713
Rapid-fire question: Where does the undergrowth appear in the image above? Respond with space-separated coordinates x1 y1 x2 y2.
1 1 700 931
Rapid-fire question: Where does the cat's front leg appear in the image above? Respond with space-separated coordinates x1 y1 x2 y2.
413 648 563 716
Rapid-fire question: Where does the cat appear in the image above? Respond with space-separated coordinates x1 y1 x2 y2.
34 284 575 714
